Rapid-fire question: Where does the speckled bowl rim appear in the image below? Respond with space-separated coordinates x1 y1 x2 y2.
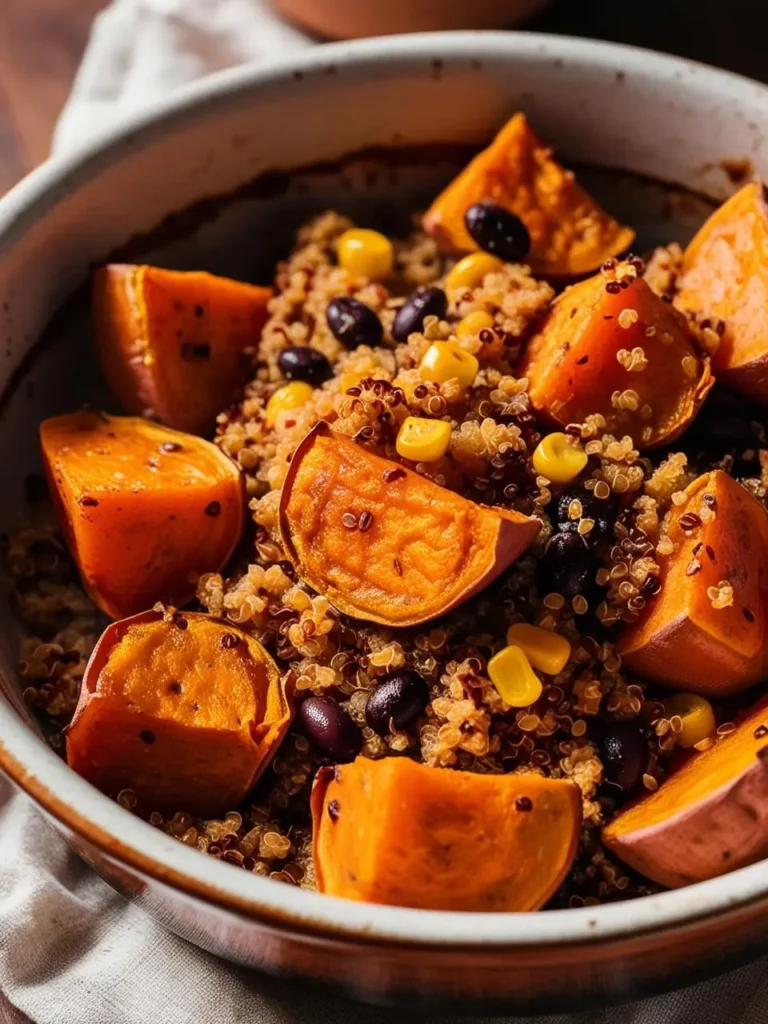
2 30 768 949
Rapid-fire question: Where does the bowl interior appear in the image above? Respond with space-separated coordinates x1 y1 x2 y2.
2 32 768 948
0 150 713 719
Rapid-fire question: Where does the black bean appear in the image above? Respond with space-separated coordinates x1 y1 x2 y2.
365 671 430 735
278 347 332 385
600 724 648 791
464 202 531 262
326 297 383 349
537 531 596 599
299 695 362 762
555 488 616 545
392 287 447 343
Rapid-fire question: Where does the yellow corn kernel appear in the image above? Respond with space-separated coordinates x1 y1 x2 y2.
506 623 571 676
488 645 543 708
266 381 313 426
420 341 479 390
337 229 393 280
456 310 495 339
446 252 503 293
664 693 716 749
532 432 589 484
396 416 451 462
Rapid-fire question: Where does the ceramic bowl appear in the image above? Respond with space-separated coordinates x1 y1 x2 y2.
1 32 768 1013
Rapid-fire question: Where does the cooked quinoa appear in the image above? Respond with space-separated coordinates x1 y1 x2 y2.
9 206 768 909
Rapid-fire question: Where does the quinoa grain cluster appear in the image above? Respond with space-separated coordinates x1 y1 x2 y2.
10 209 768 908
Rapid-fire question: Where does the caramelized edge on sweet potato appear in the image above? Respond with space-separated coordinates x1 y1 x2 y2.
93 264 272 435
603 696 768 887
311 756 581 911
519 266 713 449
618 470 768 695
279 422 540 626
40 412 245 619
677 181 768 397
67 610 293 817
423 112 634 275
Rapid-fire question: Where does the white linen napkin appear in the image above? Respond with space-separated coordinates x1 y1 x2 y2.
53 0 312 154
3 2 768 1021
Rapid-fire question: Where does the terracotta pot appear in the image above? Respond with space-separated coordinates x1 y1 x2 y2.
271 0 550 39
1 32 768 1011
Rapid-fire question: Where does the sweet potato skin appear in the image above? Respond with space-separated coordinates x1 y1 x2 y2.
312 756 581 911
67 611 292 816
423 112 634 275
618 470 768 695
603 696 768 888
518 266 713 449
93 264 272 435
279 423 540 626
40 412 245 619
676 181 768 401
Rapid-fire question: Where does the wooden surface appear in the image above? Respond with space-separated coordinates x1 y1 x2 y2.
0 0 766 195
0 0 106 193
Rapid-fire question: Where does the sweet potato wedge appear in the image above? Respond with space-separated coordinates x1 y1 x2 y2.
423 112 634 276
676 181 768 401
93 264 272 435
40 412 244 619
312 756 581 911
279 423 540 626
603 696 768 888
518 262 713 449
618 470 768 695
67 611 292 816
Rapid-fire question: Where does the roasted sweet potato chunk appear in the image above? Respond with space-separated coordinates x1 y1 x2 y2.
518 262 713 449
618 470 768 695
312 756 581 911
279 423 540 626
94 264 272 435
423 113 634 275
67 611 292 816
677 182 768 401
41 412 244 619
603 696 768 888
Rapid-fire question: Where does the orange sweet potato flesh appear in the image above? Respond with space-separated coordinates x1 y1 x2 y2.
279 423 540 627
618 470 768 696
94 264 272 435
423 113 634 276
677 182 768 401
518 264 713 449
40 412 245 619
67 611 292 816
603 696 768 888
312 756 581 911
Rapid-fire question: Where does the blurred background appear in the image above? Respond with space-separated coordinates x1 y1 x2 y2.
1 0 766 193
